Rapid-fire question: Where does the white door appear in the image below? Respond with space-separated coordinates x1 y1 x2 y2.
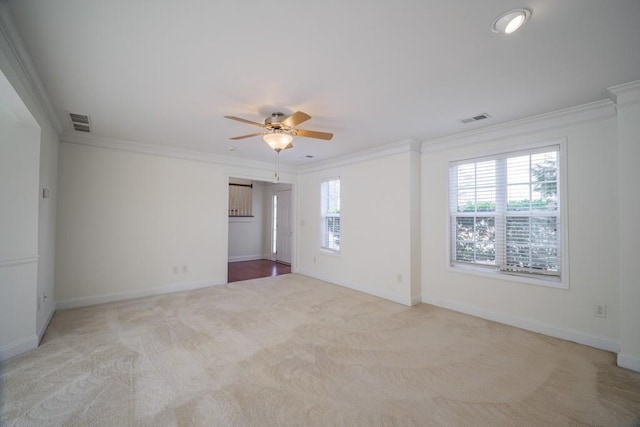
275 189 292 264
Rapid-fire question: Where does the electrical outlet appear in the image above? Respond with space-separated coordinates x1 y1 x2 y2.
172 266 179 274
594 304 607 318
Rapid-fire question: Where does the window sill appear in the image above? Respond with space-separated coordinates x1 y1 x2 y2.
447 264 568 290
320 248 341 257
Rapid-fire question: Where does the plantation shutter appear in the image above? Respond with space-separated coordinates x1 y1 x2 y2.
502 148 560 276
449 158 499 266
449 145 560 277
321 178 341 251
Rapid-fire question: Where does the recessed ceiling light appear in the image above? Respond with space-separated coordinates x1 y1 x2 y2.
491 8 531 34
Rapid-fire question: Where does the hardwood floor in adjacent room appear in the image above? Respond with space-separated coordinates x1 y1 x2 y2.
228 259 291 283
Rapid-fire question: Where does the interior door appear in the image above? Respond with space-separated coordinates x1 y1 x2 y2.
275 189 292 265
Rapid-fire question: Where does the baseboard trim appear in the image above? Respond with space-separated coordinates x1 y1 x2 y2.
297 269 413 306
422 295 620 353
228 255 267 263
0 335 38 363
56 279 227 310
617 353 640 373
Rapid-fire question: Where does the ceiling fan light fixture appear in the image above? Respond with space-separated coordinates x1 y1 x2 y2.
263 131 293 152
491 8 531 34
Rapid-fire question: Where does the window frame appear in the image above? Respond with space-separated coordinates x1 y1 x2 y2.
446 139 569 289
320 177 341 254
228 182 253 217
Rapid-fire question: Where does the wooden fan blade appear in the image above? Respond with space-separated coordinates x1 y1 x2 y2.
224 116 265 127
230 132 265 140
294 129 333 140
281 111 311 128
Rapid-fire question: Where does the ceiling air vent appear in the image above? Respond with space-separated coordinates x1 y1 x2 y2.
460 113 491 124
68 112 92 133
73 123 91 132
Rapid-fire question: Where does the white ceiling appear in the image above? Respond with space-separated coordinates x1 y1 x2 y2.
5 0 640 166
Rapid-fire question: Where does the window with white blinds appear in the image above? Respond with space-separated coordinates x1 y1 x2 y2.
228 183 253 217
449 145 561 281
321 178 340 252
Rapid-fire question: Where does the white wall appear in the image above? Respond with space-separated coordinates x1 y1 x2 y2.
613 84 640 371
421 109 622 352
55 142 294 308
0 123 40 360
409 149 421 302
1 7 60 361
0 125 39 259
228 181 266 262
56 143 228 305
297 143 420 305
36 124 58 339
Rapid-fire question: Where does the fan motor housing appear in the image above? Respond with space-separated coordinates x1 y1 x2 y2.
265 112 287 129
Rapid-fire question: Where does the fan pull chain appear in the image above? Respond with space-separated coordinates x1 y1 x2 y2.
274 151 280 182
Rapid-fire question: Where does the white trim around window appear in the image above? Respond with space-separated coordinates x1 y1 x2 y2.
320 177 341 253
446 138 569 289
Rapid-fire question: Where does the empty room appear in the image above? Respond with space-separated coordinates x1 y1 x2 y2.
1 0 639 425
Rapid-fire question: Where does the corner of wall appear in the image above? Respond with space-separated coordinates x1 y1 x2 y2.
617 353 640 373
37 304 56 343
1 5 62 360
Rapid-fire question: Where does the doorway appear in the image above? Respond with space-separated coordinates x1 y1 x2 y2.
227 179 293 282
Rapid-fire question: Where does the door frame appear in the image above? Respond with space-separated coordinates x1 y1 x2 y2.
274 188 292 265
224 175 296 282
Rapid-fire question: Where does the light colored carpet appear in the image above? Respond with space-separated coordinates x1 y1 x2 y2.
1 274 639 426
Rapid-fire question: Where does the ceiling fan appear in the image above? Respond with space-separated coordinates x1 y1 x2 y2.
224 111 333 152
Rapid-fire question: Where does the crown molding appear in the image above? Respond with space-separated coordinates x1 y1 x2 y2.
422 99 616 153
59 132 297 173
60 132 423 177
57 129 420 180
0 2 62 133
297 138 421 174
607 80 640 108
